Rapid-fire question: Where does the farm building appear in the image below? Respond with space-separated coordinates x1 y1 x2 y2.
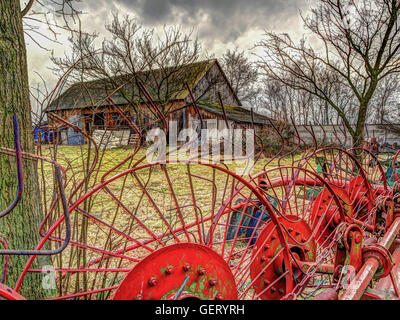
46 59 271 146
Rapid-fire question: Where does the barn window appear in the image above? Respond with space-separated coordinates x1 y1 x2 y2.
94 113 105 127
112 113 118 123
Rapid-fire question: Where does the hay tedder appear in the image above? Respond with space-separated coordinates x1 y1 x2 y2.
1 103 400 301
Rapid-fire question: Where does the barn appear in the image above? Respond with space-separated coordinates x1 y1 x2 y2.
46 59 271 146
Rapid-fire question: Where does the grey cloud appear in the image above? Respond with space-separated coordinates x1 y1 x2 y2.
118 0 301 21
82 0 308 44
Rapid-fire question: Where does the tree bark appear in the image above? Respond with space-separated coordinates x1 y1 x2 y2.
353 103 368 148
0 0 47 299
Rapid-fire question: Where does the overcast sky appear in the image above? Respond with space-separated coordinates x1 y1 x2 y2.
24 0 314 91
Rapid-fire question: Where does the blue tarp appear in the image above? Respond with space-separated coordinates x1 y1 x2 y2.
33 123 57 144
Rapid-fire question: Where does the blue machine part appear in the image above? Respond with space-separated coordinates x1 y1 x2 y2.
386 160 400 186
33 123 57 144
246 207 271 246
226 196 277 244
226 205 253 241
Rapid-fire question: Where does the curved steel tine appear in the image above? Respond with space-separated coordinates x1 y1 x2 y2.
0 165 71 255
277 119 304 167
48 113 99 205
309 124 323 150
249 108 267 166
0 114 23 219
313 120 326 149
302 124 317 157
137 81 168 131
331 124 341 146
263 118 285 170
216 92 264 174
217 92 231 131
186 82 204 130
338 120 347 147
290 117 308 165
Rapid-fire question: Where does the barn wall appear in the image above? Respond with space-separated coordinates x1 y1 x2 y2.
47 101 267 146
191 63 240 106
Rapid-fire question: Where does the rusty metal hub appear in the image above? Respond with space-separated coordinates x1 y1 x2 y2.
249 216 316 300
362 244 393 279
113 243 238 300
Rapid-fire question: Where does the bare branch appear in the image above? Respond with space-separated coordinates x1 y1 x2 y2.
21 0 35 17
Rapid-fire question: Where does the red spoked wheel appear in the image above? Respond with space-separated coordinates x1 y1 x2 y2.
299 147 376 225
334 148 394 233
16 160 294 300
348 148 388 195
222 166 348 299
310 185 353 246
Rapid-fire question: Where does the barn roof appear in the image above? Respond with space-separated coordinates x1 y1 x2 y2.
47 59 241 112
195 102 271 125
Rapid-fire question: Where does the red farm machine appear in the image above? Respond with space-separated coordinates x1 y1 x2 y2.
1 91 400 301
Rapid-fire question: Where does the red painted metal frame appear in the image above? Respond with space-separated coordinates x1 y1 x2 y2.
341 217 400 300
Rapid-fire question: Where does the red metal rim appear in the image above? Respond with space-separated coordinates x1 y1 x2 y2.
349 147 388 192
113 243 238 300
0 283 26 300
362 244 393 279
249 216 316 300
310 185 353 246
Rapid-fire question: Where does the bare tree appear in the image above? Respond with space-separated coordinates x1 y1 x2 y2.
378 76 400 136
50 14 207 130
0 0 80 299
259 69 356 126
257 0 400 146
220 48 259 106
369 75 400 124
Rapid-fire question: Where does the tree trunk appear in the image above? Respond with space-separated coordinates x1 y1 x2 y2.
353 101 369 148
0 0 47 299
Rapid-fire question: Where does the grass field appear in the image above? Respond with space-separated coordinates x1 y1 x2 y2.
37 144 304 200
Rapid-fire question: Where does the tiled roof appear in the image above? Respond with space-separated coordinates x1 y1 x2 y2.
196 101 271 125
47 60 216 112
